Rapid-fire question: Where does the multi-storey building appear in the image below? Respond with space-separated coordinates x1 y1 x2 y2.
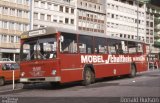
0 0 30 61
31 0 106 34
31 0 76 30
146 3 160 54
77 0 106 34
106 0 147 42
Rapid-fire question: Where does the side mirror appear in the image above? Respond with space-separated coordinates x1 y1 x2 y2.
60 36 64 42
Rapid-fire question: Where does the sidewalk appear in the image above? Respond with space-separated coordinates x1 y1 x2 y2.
0 83 23 93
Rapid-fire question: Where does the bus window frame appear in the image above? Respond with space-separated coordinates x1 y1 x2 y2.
78 35 94 54
59 32 78 54
94 37 108 54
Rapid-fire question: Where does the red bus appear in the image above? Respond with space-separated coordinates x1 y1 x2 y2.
20 27 148 86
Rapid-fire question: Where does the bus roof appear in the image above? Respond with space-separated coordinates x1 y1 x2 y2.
21 27 145 43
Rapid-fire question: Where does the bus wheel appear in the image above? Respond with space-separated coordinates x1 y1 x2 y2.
82 68 93 86
0 78 5 86
129 65 136 78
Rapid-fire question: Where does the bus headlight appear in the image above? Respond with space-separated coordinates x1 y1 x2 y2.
51 70 57 75
21 72 25 77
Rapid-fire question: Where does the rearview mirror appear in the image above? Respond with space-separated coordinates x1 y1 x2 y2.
60 36 64 42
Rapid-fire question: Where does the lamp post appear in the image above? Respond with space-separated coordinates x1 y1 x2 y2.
136 0 139 40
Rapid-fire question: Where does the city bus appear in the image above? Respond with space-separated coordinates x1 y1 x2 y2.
20 27 148 86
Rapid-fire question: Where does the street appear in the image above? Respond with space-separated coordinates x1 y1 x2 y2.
0 69 160 103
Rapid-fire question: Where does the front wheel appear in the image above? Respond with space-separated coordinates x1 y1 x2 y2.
0 78 5 86
82 68 94 86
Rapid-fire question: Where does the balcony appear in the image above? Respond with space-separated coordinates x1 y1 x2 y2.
0 28 23 36
0 14 30 24
0 0 30 11
0 42 20 49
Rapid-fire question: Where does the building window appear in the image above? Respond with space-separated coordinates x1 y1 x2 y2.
9 36 14 43
47 15 51 21
65 7 69 13
2 21 8 29
33 25 38 29
65 18 69 24
80 2 82 6
53 4 58 11
150 22 153 27
10 8 15 16
9 22 15 30
40 14 45 20
24 0 29 6
2 35 7 43
2 7 8 15
24 11 29 19
59 6 63 12
17 10 22 17
53 15 58 22
47 3 52 9
34 13 38 19
23 24 28 31
59 16 64 23
34 1 39 7
85 3 88 7
71 19 74 24
41 2 45 9
111 14 114 18
71 8 74 14
16 23 22 31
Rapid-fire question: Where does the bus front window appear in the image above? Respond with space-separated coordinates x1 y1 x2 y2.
21 37 57 61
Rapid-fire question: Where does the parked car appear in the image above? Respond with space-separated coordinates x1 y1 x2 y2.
0 58 15 63
0 62 20 86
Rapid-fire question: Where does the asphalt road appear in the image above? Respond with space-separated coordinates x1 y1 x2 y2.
0 69 160 103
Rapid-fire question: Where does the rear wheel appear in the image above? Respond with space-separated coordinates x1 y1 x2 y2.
0 78 5 86
82 68 94 86
129 65 136 78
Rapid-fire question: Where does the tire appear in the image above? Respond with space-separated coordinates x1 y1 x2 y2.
82 68 94 86
129 65 136 78
91 70 95 83
0 78 5 86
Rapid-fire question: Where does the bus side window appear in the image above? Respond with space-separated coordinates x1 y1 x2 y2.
137 43 143 54
128 41 137 54
107 39 116 54
61 33 78 53
79 35 93 54
121 41 128 54
95 37 107 54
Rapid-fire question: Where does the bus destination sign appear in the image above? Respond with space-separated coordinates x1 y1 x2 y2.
29 29 46 37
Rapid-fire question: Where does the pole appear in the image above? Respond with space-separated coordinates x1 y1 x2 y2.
137 0 139 40
13 70 15 90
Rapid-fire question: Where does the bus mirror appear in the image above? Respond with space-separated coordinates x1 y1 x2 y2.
60 36 64 42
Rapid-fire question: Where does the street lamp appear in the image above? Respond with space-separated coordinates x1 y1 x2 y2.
136 0 139 40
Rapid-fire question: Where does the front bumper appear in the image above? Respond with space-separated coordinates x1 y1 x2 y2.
20 76 61 83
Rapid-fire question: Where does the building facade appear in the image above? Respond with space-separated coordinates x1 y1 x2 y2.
146 3 160 54
0 0 30 61
106 0 148 42
76 0 106 34
31 0 76 30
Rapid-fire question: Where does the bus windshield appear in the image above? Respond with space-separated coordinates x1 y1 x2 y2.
20 36 57 61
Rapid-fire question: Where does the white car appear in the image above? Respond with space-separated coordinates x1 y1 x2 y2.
0 58 15 63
